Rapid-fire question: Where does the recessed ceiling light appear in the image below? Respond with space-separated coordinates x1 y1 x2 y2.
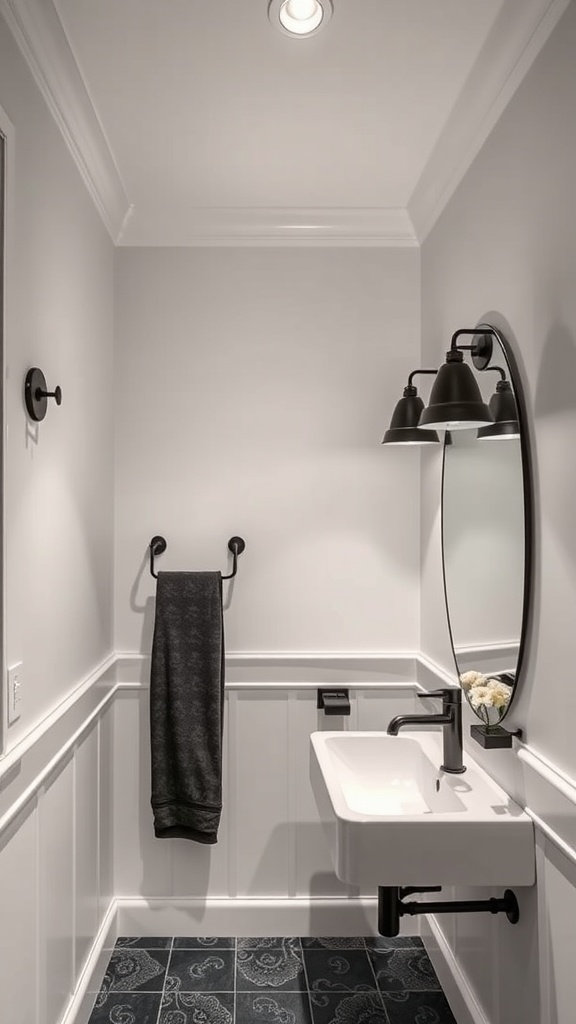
268 0 333 37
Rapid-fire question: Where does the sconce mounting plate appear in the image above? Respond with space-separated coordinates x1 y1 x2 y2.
471 334 494 371
25 367 62 421
25 367 49 421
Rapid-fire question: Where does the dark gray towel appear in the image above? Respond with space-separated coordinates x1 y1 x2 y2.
150 571 225 843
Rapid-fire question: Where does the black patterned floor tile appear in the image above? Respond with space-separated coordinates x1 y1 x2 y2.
102 947 170 992
237 942 306 991
304 949 376 995
369 948 440 993
365 937 423 951
301 938 366 950
160 989 234 1023
173 936 236 949
238 937 302 950
309 990 388 1024
88 991 162 1023
114 936 172 949
382 990 457 1024
236 991 313 1024
166 949 235 991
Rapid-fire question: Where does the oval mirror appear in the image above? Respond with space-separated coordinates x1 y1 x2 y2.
441 324 533 731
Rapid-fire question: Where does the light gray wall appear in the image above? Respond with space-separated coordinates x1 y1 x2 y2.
114 246 421 655
0 16 115 749
420 5 576 1022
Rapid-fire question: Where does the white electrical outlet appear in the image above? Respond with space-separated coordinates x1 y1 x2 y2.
8 662 23 725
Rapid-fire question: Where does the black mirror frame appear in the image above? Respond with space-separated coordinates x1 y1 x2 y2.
440 323 535 725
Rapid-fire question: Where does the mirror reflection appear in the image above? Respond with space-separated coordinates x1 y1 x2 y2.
441 327 530 727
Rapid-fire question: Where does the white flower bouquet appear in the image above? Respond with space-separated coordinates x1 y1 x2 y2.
459 671 513 729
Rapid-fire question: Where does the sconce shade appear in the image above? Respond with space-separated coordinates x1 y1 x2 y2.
382 386 440 445
477 379 520 440
419 349 493 431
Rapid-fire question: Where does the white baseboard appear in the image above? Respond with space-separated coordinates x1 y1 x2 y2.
60 900 118 1024
62 897 493 1024
421 915 490 1024
64 895 396 1023
114 896 383 939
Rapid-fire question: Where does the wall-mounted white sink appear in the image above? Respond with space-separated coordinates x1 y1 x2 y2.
310 731 535 888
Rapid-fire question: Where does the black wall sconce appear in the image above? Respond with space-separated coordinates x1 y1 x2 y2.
476 367 520 441
418 329 494 431
382 369 440 446
25 367 62 422
382 327 513 444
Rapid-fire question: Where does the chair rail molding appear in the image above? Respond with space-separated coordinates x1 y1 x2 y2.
0 0 131 241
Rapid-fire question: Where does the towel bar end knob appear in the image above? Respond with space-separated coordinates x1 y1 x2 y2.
228 536 246 555
149 536 167 579
150 536 167 556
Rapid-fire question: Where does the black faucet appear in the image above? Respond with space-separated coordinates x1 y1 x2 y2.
387 688 466 774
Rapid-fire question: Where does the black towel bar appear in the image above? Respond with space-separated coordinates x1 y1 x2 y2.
149 535 245 580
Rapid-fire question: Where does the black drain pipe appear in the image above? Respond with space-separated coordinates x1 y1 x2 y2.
378 886 520 937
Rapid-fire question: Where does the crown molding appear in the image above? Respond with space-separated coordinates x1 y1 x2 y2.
409 0 571 243
0 0 131 242
2 0 568 248
119 206 418 248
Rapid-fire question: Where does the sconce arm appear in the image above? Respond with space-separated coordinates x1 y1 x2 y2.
407 368 438 389
449 327 498 351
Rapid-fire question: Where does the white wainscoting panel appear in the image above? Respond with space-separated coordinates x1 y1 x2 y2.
98 709 114 921
0 660 116 1024
39 756 75 1024
112 684 419 907
0 804 38 1024
290 691 349 899
10 652 576 1024
234 691 291 897
539 837 576 1024
74 729 99 980
112 690 171 898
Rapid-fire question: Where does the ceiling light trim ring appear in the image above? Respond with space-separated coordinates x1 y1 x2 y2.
268 0 333 37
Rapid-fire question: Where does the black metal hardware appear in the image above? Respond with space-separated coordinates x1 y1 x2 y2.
382 369 441 446
25 367 63 422
388 688 465 774
149 535 245 580
440 323 535 733
447 327 497 370
399 886 443 898
407 368 438 387
222 536 246 580
470 724 523 749
378 885 519 938
149 536 167 579
417 688 459 702
317 689 351 716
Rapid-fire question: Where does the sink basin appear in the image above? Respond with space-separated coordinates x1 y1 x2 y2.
310 731 535 888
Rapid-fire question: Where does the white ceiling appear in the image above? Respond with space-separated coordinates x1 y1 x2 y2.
18 0 563 243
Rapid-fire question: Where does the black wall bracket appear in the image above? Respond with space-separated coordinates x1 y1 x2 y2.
378 885 520 937
317 688 351 716
470 724 523 749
